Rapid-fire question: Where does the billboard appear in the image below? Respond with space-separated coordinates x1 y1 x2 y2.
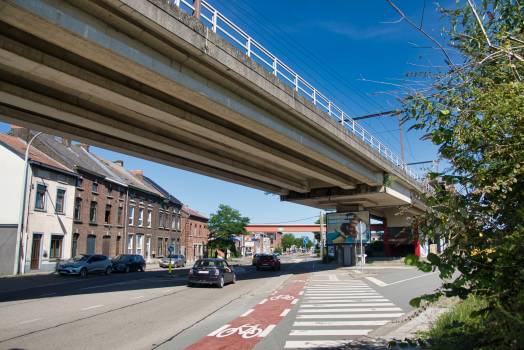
326 211 371 244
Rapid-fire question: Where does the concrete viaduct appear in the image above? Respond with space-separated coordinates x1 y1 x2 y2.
0 0 428 239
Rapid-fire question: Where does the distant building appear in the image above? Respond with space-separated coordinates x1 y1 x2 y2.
180 205 209 261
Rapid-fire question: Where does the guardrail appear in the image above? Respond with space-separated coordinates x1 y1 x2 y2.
170 0 429 189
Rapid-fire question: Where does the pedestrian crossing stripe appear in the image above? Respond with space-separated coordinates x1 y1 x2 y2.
284 340 352 348
298 307 403 312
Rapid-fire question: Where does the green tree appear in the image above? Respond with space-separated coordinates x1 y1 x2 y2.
387 1 524 348
281 233 295 250
207 204 250 257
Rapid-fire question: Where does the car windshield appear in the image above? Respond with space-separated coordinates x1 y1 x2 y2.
260 255 273 260
113 255 132 260
72 254 90 261
194 260 217 268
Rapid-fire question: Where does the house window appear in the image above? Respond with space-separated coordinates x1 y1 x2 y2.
130 194 135 201
35 184 47 210
105 205 111 224
92 183 98 192
117 207 122 225
74 198 82 220
129 206 134 225
157 237 163 256
55 189 66 213
76 178 83 188
159 212 163 228
128 234 133 254
107 185 111 196
199 226 201 237
164 213 168 229
136 234 143 256
147 210 152 228
139 208 143 226
57 174 67 183
177 216 181 230
50 235 63 259
119 189 124 198
140 197 144 204
89 202 97 222
172 215 175 229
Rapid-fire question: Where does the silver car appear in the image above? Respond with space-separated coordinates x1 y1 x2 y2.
159 254 186 268
57 254 112 276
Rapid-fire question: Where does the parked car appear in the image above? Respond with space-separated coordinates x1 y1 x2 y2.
111 254 146 273
256 254 281 271
57 254 112 276
188 258 236 288
159 254 186 268
273 251 280 256
252 253 261 266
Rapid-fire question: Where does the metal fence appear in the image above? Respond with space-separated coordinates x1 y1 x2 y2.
169 0 429 188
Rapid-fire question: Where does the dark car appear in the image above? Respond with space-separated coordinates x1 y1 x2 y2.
57 254 112 276
188 258 236 288
111 254 146 273
256 254 281 271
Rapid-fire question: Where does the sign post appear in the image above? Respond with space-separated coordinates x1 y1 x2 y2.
168 245 174 274
356 221 367 275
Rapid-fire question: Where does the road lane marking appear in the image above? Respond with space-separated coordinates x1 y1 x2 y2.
366 272 438 287
301 303 395 307
280 309 291 317
163 289 173 293
296 313 404 319
259 299 268 304
240 309 254 317
258 324 276 337
291 299 299 304
130 296 144 300
298 291 304 295
41 293 57 296
303 298 389 302
82 305 103 310
293 320 389 326
207 324 230 336
298 307 402 313
16 318 42 325
285 340 352 348
290 329 371 336
305 293 379 296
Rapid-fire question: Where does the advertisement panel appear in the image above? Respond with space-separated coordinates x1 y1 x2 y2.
326 211 371 244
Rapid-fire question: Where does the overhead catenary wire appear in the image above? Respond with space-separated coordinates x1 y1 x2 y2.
251 215 319 225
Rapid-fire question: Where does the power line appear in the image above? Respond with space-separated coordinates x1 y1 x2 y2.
251 216 318 225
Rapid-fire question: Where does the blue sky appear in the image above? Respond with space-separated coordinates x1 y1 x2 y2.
0 0 456 241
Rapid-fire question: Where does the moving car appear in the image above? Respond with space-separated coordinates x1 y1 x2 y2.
188 258 236 288
57 254 112 276
111 254 146 273
256 254 281 271
159 254 186 268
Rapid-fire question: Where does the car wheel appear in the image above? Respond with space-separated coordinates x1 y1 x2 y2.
183 262 186 267
124 266 130 273
105 266 112 275
217 276 224 288
272 266 276 271
79 268 87 277
188 282 195 287
231 273 236 284
278 264 281 270
256 266 260 271
139 264 145 272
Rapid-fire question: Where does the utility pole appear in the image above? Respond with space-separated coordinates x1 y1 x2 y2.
192 0 201 19
319 211 324 260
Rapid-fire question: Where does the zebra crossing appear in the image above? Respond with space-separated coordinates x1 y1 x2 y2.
283 279 403 349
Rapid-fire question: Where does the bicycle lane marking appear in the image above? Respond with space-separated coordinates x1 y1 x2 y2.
184 274 310 350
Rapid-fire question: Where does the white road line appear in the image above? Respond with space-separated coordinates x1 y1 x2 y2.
280 309 291 317
304 296 384 299
240 309 255 317
259 299 268 304
307 287 373 290
298 291 304 296
302 286 307 289
298 307 402 313
258 324 276 337
291 299 299 304
296 313 404 319
82 305 103 310
207 324 230 336
16 318 42 325
301 303 395 307
305 293 379 296
41 293 57 296
366 272 438 287
163 289 173 293
290 329 372 336
303 299 389 302
130 296 144 300
285 340 352 348
293 320 389 326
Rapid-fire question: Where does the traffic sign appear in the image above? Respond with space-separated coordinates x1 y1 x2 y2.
356 221 367 234
168 246 174 253
303 237 308 245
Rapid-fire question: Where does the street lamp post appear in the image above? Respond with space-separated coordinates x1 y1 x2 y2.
14 131 42 275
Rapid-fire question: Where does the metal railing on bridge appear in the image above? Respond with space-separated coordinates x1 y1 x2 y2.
170 0 429 189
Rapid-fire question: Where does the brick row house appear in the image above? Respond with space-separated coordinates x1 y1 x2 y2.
0 132 78 274
2 126 206 273
180 205 210 262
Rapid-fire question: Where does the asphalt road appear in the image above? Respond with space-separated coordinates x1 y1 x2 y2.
0 255 443 350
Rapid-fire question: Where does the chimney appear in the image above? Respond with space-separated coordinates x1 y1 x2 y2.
115 160 124 167
61 138 71 148
131 170 143 183
182 205 188 209
80 143 90 152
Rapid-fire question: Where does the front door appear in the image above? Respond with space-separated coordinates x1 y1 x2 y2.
30 234 42 269
102 236 110 257
146 236 151 263
72 233 79 258
116 236 121 256
86 235 96 254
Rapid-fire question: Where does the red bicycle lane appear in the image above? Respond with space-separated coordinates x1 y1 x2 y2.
184 272 311 350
